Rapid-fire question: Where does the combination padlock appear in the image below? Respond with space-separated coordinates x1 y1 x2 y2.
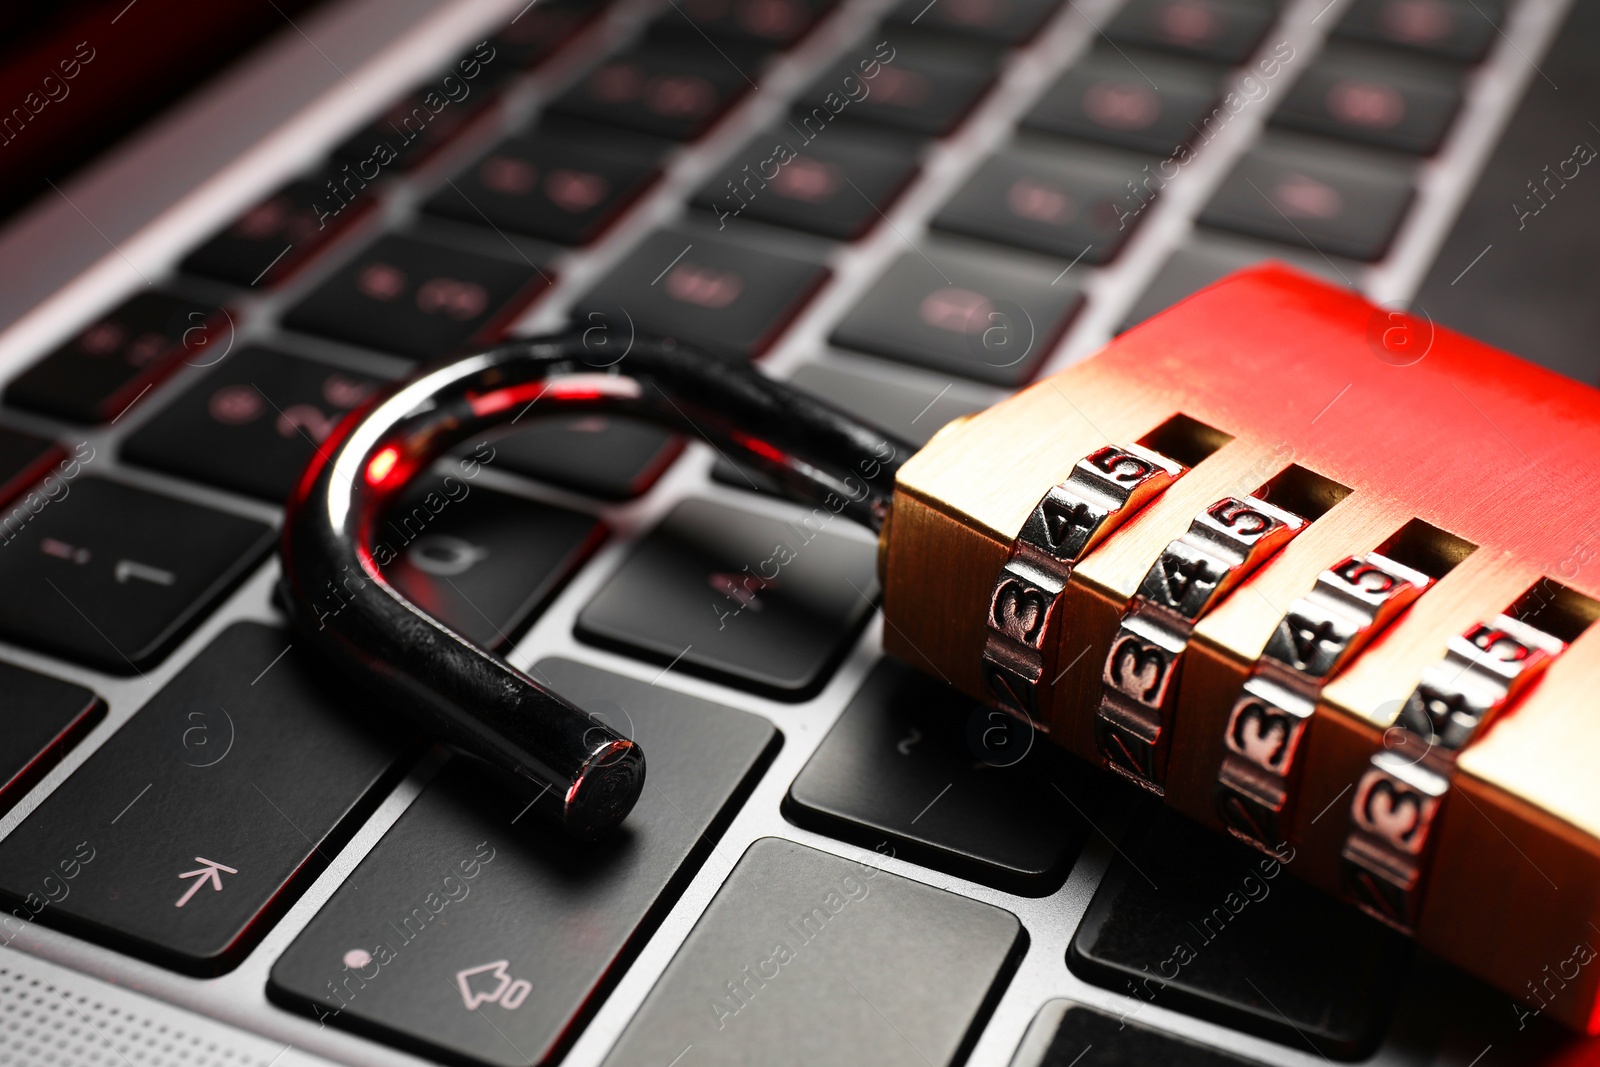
282 265 1600 1032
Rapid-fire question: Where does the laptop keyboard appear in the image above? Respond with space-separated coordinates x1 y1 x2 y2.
378 475 606 651
424 131 665 245
0 0 1579 1063
830 243 1083 384
1198 136 1416 260
0 664 101 818
1013 1002 1271 1067
179 168 381 290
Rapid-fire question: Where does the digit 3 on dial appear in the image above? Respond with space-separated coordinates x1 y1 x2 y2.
980 443 1184 726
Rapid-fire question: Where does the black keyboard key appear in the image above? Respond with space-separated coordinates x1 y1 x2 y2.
603 837 1022 1066
693 123 920 240
776 362 996 446
1012 1003 1268 1067
576 498 876 699
5 291 227 424
658 0 836 50
1022 52 1222 156
493 415 682 499
786 659 1087 892
0 425 66 508
1271 49 1462 154
0 664 102 817
1106 0 1275 64
832 243 1083 385
0 624 403 973
1198 143 1414 261
180 172 374 289
283 234 549 360
550 41 754 141
269 658 776 1065
122 347 388 503
887 0 1061 45
1333 0 1502 62
797 36 997 138
1120 236 1357 330
575 228 828 361
481 0 607 82
424 132 661 246
536 114 679 166
933 146 1148 265
375 474 603 649
1069 806 1409 1058
0 479 274 672
333 48 504 174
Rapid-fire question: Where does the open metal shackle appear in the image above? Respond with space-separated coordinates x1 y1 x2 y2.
279 332 913 840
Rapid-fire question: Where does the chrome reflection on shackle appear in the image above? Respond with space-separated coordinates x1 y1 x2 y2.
278 333 911 840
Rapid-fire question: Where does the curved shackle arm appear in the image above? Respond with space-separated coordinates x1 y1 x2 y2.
279 333 913 840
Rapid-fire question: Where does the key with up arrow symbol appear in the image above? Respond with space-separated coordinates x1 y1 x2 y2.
0 623 403 973
175 857 237 908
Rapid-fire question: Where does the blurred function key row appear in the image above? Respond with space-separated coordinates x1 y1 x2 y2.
1122 0 1505 325
0 0 1507 800
3 0 1511 445
0 0 1514 702
0 12 1009 440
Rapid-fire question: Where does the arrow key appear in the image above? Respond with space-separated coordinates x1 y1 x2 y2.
0 623 405 973
175 857 238 908
268 659 777 1065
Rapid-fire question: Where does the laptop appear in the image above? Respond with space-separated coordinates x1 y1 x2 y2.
0 0 1592 1064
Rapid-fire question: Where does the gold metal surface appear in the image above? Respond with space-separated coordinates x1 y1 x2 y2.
1431 628 1600 1032
880 265 1600 1030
